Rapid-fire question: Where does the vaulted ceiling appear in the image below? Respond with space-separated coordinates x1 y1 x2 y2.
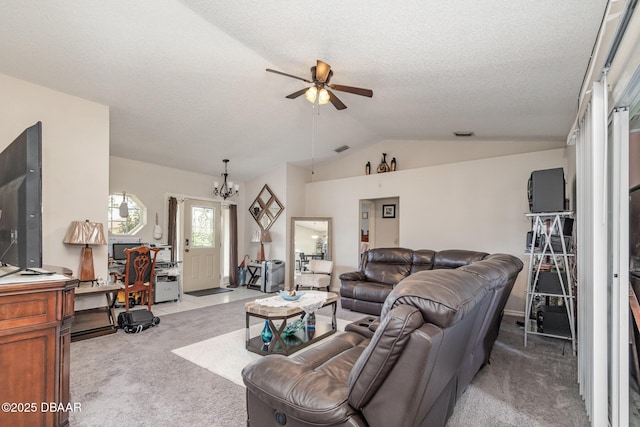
0 1 608 180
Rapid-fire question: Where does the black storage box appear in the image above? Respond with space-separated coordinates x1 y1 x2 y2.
536 305 571 336
536 271 568 294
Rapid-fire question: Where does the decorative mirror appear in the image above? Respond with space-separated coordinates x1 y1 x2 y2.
249 184 284 231
289 217 332 291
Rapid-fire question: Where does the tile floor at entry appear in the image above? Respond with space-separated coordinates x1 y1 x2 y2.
115 285 264 317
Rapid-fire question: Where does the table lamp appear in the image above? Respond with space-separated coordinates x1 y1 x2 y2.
63 220 107 282
258 230 271 261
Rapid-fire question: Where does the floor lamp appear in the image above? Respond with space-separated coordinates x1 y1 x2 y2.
63 220 107 283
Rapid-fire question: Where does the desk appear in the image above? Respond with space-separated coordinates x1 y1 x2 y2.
71 283 123 341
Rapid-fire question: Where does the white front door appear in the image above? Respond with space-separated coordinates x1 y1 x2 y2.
182 199 221 292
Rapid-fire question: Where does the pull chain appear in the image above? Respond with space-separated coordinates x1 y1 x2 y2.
311 101 318 177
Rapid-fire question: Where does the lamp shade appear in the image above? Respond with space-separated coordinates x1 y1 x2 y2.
63 220 107 246
261 230 272 243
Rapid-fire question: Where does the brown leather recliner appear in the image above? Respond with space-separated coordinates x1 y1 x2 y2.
242 253 523 427
339 248 489 315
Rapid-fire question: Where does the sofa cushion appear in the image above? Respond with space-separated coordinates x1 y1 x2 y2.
380 269 488 329
364 248 414 285
348 304 424 409
340 281 391 303
432 249 488 269
409 249 436 274
242 332 369 425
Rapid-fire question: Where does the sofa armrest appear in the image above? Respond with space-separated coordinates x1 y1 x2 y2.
242 356 358 425
339 271 366 281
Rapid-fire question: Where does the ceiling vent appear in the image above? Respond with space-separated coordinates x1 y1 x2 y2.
334 145 350 153
454 131 475 137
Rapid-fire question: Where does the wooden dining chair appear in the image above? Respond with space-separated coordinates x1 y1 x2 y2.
111 246 160 311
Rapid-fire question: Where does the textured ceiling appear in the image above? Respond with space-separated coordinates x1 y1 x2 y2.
0 0 608 181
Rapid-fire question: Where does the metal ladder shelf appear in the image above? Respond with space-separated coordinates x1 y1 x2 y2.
524 211 576 353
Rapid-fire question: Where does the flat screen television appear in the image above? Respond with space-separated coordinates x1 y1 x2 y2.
0 122 43 277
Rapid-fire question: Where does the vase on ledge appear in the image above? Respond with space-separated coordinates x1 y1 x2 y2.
377 153 390 173
261 320 273 345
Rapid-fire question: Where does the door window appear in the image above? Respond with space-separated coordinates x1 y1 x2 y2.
191 206 215 248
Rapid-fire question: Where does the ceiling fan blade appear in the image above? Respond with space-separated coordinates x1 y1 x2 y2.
327 89 347 110
266 68 311 83
285 88 309 99
315 60 332 83
328 84 373 98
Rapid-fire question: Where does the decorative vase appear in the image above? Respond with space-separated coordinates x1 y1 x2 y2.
365 161 371 175
377 153 390 173
306 312 316 330
261 320 273 345
237 267 246 286
390 157 397 171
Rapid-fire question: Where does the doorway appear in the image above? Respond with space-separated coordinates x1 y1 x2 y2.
182 198 221 292
359 197 399 254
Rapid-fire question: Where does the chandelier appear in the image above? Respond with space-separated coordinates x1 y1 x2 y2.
213 159 239 200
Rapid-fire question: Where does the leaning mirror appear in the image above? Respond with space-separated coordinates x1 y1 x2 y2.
289 217 332 291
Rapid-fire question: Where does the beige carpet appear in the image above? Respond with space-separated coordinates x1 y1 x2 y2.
172 315 350 386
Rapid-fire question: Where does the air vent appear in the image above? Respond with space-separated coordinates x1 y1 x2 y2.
454 131 475 137
334 145 350 153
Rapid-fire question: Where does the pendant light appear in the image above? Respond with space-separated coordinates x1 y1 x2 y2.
119 192 129 218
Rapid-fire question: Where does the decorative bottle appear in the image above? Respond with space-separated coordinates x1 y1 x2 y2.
306 312 316 331
377 153 390 173
365 161 371 175
390 157 397 171
261 320 273 345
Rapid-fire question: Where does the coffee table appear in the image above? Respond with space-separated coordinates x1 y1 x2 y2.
245 291 338 356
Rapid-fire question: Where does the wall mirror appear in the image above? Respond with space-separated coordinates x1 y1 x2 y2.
289 217 332 290
249 184 284 231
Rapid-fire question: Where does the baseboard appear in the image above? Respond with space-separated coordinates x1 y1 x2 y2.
504 309 524 318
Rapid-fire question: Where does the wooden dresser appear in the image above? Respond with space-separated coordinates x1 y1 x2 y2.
0 274 77 427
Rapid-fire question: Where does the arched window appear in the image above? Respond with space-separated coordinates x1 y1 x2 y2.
108 192 147 235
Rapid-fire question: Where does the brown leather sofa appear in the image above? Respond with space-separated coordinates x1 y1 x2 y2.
241 253 523 427
340 248 489 315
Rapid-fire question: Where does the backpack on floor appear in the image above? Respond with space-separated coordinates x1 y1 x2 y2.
117 309 160 333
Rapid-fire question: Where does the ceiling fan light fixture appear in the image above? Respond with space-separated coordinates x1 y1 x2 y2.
305 86 318 103
318 88 330 105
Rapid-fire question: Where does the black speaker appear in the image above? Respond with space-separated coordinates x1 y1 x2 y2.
528 168 565 213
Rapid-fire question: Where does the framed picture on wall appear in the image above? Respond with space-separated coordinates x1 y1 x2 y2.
382 204 396 218
362 211 368 219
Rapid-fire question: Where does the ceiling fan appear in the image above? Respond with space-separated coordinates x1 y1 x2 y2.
266 60 373 110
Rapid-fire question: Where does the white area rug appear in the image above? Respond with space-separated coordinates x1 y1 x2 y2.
172 315 350 386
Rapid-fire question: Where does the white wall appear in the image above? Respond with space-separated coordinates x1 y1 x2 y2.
312 138 566 181
109 156 247 262
285 164 311 283
372 197 399 247
305 148 569 314
0 73 109 278
244 165 287 263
